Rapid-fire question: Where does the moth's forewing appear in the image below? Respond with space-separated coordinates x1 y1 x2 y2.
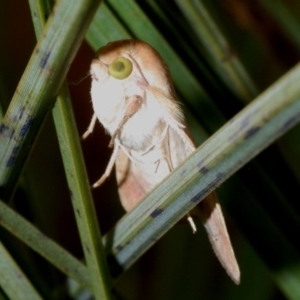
193 192 240 284
116 149 149 211
116 123 240 284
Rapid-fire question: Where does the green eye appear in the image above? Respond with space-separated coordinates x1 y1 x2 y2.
109 57 133 79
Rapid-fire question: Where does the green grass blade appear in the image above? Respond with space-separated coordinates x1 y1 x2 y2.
175 0 258 102
53 86 112 299
274 266 300 300
27 1 112 298
28 0 52 37
0 199 91 291
86 3 131 47
260 0 300 51
0 241 42 300
0 0 100 200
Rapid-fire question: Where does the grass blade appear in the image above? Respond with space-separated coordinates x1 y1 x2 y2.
0 199 91 291
0 241 42 300
28 1 112 298
0 0 100 199
175 0 258 102
53 86 112 299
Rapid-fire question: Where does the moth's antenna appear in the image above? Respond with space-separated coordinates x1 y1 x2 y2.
68 71 90 86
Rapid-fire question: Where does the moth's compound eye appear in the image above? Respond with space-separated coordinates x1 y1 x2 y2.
109 57 133 79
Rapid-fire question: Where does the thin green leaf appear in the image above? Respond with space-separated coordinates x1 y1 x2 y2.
0 199 91 290
28 1 112 298
175 0 258 102
86 3 131 47
0 241 42 300
260 0 300 51
28 0 52 37
0 0 100 199
53 86 112 299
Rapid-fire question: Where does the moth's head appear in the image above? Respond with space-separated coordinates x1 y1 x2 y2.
90 40 135 82
90 39 174 94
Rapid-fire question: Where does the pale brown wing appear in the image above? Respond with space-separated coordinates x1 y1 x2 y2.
115 148 151 212
195 192 240 284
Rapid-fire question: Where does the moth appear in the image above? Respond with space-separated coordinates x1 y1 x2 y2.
83 39 240 284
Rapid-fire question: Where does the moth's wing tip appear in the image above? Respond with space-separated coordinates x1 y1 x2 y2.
220 248 240 285
116 150 149 212
209 221 241 285
195 192 241 285
231 268 241 285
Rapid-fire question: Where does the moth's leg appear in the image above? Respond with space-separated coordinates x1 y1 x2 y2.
142 124 170 156
82 113 97 140
109 95 142 148
187 215 197 233
93 143 120 188
119 144 134 162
